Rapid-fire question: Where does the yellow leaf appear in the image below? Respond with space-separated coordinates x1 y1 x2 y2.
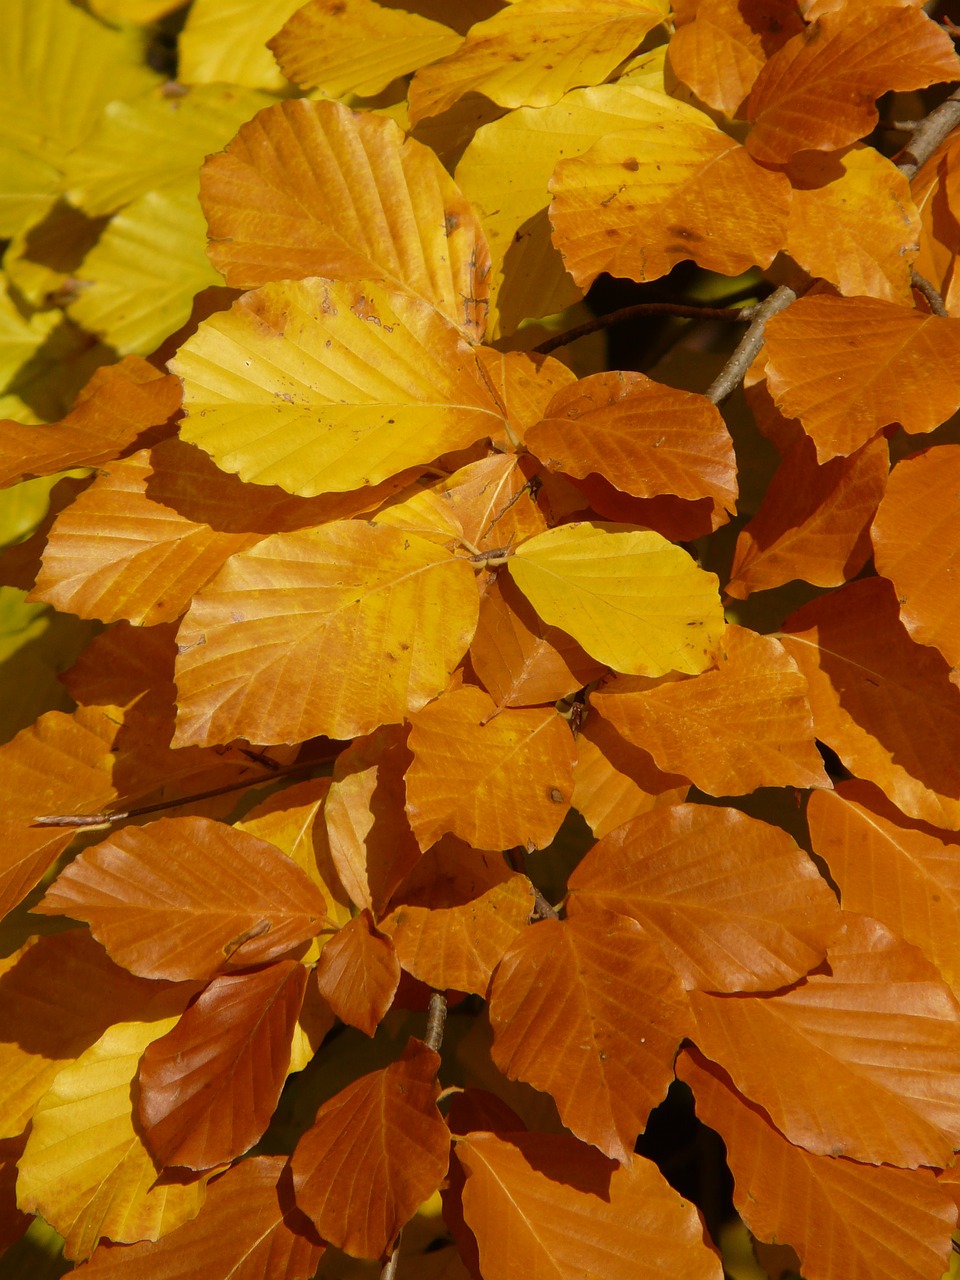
408 0 670 123
0 279 60 392
456 76 695 334
0 0 160 237
270 0 461 97
68 186 221 356
17 1007 206 1260
172 278 507 497
64 83 274 218
508 522 724 676
178 0 305 91
173 521 480 746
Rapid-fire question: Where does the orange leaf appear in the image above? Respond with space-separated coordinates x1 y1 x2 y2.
763 295 960 461
780 577 960 830
473 349 577 450
489 912 693 1162
567 803 841 992
0 356 180 488
380 850 534 996
526 370 737 510
434 453 548 551
590 626 830 795
872 444 960 667
173 521 479 747
549 124 790 288
572 473 728 540
570 711 689 838
405 684 576 851
456 1131 723 1280
139 960 308 1170
34 816 327 982
324 727 425 916
0 931 162 1138
314 911 400 1036
785 146 920 304
407 0 669 123
745 6 959 163
0 1134 29 1252
290 1039 449 1259
726 433 888 599
678 1047 957 1280
689 914 960 1167
199 98 489 337
809 783 960 998
667 0 802 114
75 1155 324 1280
470 574 605 709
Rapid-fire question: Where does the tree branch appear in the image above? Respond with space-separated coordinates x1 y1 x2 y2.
911 266 950 316
425 989 448 1053
531 299 759 355
705 284 798 405
896 85 960 180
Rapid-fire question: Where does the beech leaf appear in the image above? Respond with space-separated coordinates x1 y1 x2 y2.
314 911 400 1037
508 521 724 677
34 816 327 982
290 1039 450 1259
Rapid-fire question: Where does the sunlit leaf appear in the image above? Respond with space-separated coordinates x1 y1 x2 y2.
508 521 724 677
314 911 400 1036
173 278 505 497
809 783 960 999
785 147 920 304
549 122 791 289
567 803 841 992
0 0 160 237
763 295 960 461
871 444 960 667
0 357 181 489
456 1131 723 1280
489 912 693 1161
173 521 479 746
667 0 802 113
138 961 307 1170
178 0 306 91
290 1039 449 1259
405 684 576 852
68 185 221 357
0 931 161 1139
726 433 888 600
780 578 960 830
199 99 490 338
434 454 548 551
408 0 669 123
678 1047 957 1280
74 1156 325 1280
590 625 830 795
745 7 959 163
526 370 737 510
17 999 206 1260
689 914 960 1167
270 0 461 97
34 816 327 982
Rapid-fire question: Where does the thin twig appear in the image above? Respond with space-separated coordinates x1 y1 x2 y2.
425 990 448 1053
705 284 798 405
31 757 329 828
380 1242 402 1280
531 300 760 355
896 86 960 180
910 267 950 316
533 887 560 921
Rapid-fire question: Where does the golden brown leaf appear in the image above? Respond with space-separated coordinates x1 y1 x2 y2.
314 911 400 1037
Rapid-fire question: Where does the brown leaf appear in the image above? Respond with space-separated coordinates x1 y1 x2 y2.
73 1156 324 1280
290 1039 450 1259
567 803 841 993
35 816 327 981
489 912 693 1161
689 914 960 1167
456 1131 723 1280
591 626 830 795
678 1047 957 1280
314 911 400 1036
139 961 308 1170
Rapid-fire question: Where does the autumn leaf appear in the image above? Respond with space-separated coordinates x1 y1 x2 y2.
508 521 724 677
314 911 400 1036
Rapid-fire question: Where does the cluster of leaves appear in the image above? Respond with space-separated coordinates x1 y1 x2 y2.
3 0 960 1277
